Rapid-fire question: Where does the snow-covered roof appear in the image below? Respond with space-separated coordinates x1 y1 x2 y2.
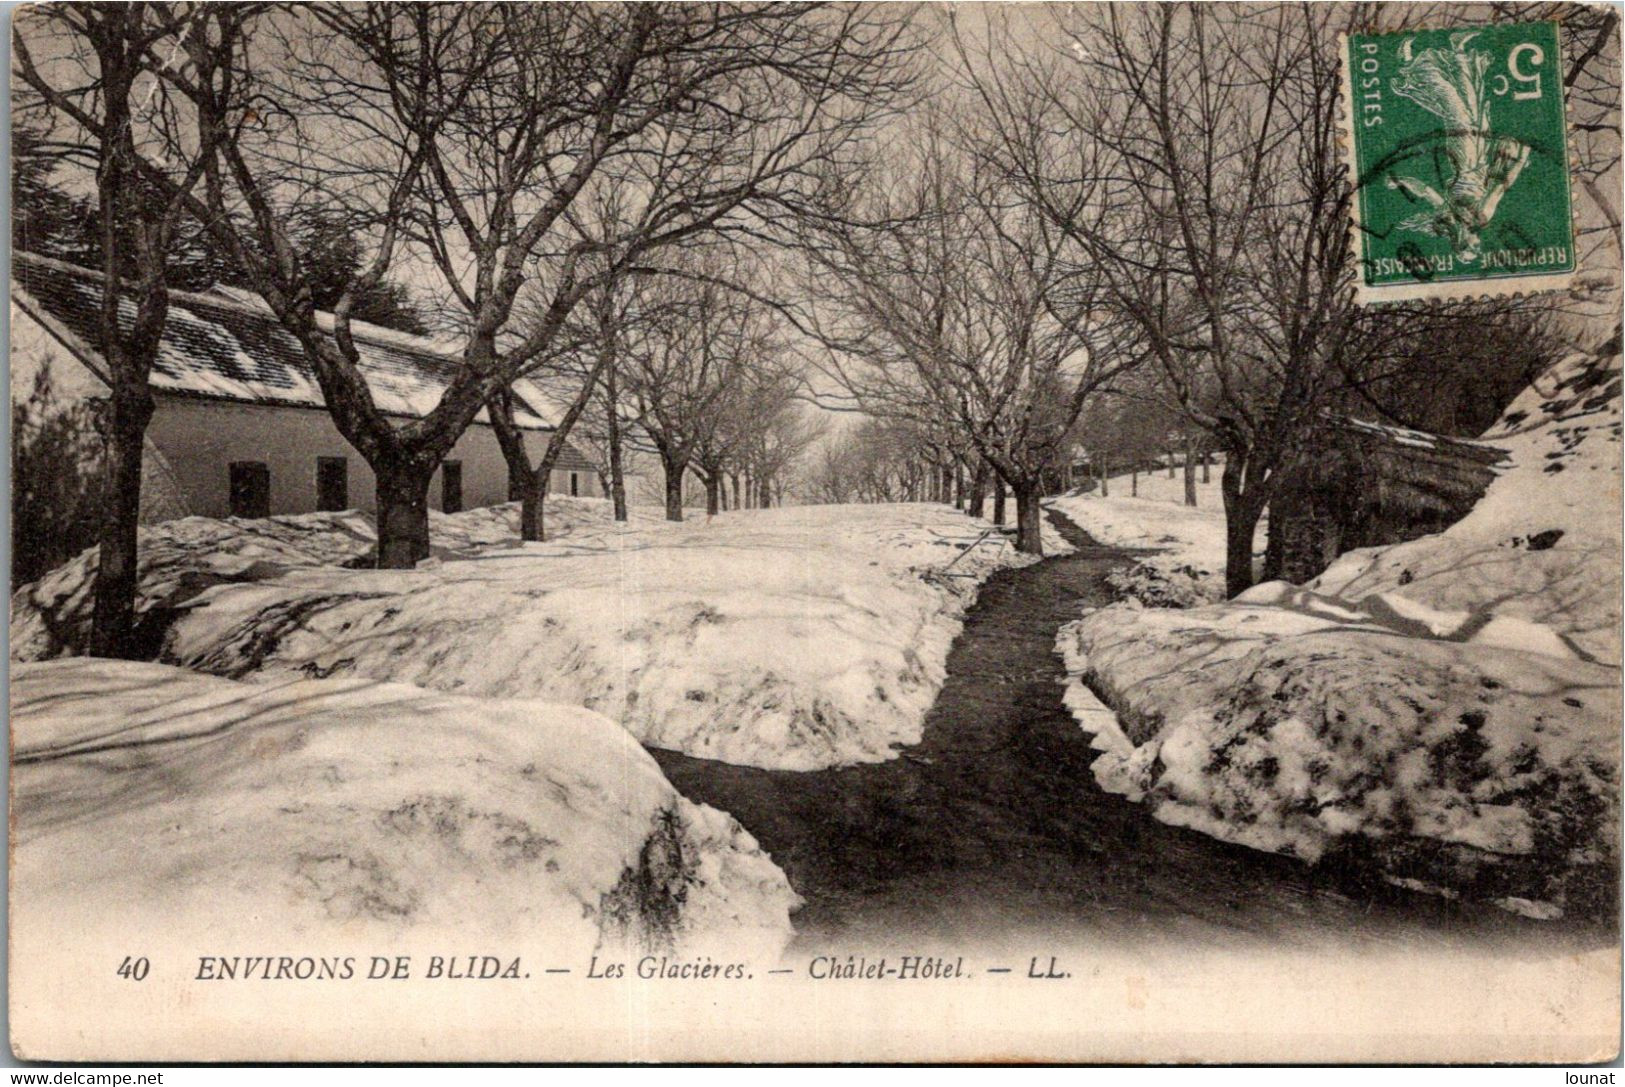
1332 411 1495 454
12 252 559 431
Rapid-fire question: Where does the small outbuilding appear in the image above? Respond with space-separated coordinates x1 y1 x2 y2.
1266 414 1508 584
12 252 603 522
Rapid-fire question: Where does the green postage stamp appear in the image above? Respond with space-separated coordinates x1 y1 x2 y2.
1344 21 1576 303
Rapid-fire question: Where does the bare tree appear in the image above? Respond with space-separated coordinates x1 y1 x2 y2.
739 388 824 509
63 3 912 566
622 264 767 521
803 123 1134 554
567 339 643 523
963 4 1358 590
968 3 1612 593
692 353 801 516
13 3 253 655
806 416 938 505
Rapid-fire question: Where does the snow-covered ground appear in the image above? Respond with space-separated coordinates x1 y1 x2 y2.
15 500 1048 771
1311 346 1623 666
1061 595 1619 917
9 498 650 661
10 658 799 960
1057 341 1623 917
1047 465 1256 605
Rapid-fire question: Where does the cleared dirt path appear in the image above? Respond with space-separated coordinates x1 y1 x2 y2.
649 509 1610 956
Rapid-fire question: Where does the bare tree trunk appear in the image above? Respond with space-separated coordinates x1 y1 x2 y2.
968 459 989 518
520 470 550 544
953 463 965 510
605 363 627 522
89 386 154 658
1225 506 1264 598
1131 466 1138 497
1168 452 1176 480
731 473 741 511
86 36 172 657
992 478 1006 526
1220 456 1266 598
1202 452 1211 484
1012 480 1044 556
376 461 435 568
703 471 721 515
1099 454 1109 498
519 475 544 541
663 456 687 521
1263 497 1288 583
488 389 532 503
1183 436 1198 507
519 320 618 541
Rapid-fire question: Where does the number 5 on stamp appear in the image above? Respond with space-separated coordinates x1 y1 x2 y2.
1343 21 1576 303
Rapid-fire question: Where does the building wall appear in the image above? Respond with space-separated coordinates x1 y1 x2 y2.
11 301 112 402
12 304 190 523
14 301 635 522
146 396 600 518
1267 429 1502 584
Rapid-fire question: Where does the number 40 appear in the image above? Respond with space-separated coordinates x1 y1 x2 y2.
116 956 150 981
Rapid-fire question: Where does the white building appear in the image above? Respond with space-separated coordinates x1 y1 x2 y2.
12 252 604 521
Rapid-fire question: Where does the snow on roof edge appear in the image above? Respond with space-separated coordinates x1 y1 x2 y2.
12 280 115 388
12 251 564 431
16 252 466 363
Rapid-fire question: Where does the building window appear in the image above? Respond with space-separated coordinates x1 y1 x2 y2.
569 472 579 497
316 457 348 512
441 460 463 514
229 461 270 519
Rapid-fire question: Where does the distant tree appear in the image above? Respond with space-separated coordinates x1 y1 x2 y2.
13 129 428 334
1338 304 1566 437
12 126 98 268
806 416 945 506
623 268 763 522
803 124 1134 555
693 352 802 515
12 122 236 291
486 266 629 540
733 381 821 510
286 209 428 335
566 330 646 523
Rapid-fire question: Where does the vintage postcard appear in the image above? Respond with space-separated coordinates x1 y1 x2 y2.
8 0 1622 1066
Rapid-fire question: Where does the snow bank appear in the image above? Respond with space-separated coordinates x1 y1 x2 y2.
10 658 798 959
43 503 1028 771
9 497 631 660
1055 341 1624 917
1047 466 1257 605
1059 600 1619 916
1312 342 1623 665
